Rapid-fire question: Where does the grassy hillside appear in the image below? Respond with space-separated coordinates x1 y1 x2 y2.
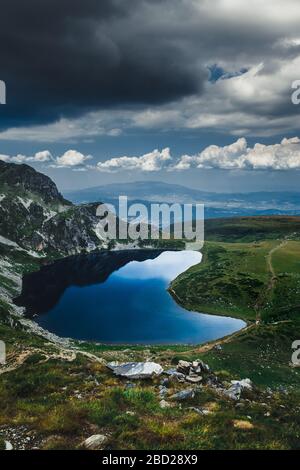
173 217 300 322
205 216 300 242
171 241 273 321
172 238 300 323
0 314 299 450
1 216 300 450
170 217 300 390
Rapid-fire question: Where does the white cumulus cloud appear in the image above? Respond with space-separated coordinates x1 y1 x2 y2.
0 148 92 169
0 150 52 164
2 137 300 173
174 136 300 170
96 148 172 172
55 149 92 168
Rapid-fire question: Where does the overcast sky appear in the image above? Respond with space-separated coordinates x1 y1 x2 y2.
1 0 300 192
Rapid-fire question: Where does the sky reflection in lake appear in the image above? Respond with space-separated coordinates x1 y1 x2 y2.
36 250 245 344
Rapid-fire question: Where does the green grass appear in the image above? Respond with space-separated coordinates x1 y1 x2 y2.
170 236 300 390
0 312 300 449
171 241 275 321
272 241 300 273
202 320 300 387
172 239 300 324
205 216 300 242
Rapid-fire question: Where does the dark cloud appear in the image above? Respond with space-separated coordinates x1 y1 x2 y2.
0 0 299 135
0 0 207 128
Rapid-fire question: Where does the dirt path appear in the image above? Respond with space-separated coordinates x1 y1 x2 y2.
266 239 288 293
267 240 287 277
254 239 288 322
0 346 78 375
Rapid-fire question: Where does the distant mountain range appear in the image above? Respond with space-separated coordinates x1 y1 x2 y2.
65 181 300 219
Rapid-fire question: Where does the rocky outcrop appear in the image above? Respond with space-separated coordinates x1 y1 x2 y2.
165 359 212 385
0 161 107 256
0 161 67 204
224 378 253 400
38 203 107 255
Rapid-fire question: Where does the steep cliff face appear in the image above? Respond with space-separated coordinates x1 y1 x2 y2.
0 160 68 204
39 203 107 255
0 161 105 255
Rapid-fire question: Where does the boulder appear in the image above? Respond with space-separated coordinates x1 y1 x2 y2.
177 360 210 377
177 360 191 374
232 378 253 390
164 368 186 381
195 360 210 373
170 388 195 401
225 378 253 400
107 361 163 379
82 434 108 450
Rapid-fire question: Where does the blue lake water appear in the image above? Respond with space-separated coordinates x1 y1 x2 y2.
35 250 245 344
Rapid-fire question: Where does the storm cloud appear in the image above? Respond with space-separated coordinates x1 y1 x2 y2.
0 0 300 139
0 0 207 128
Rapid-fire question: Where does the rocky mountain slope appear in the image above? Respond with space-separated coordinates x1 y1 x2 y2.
0 161 107 256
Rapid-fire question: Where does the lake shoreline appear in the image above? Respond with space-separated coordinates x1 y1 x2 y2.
14 249 245 346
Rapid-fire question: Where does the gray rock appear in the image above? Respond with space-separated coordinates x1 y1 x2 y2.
206 376 220 388
170 388 195 401
165 368 186 381
5 441 13 451
82 434 108 450
188 407 211 416
159 386 168 397
225 383 242 400
197 360 210 373
232 378 253 390
186 375 202 384
225 378 253 400
160 378 169 387
107 361 163 379
177 360 192 374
